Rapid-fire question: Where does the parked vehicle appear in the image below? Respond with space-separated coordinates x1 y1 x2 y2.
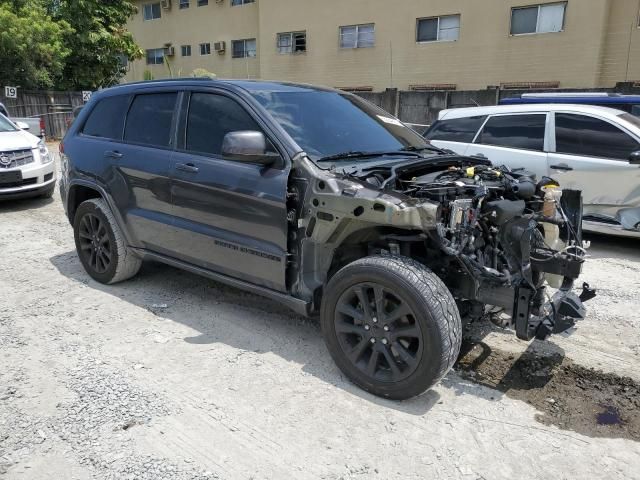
0 102 45 138
425 104 640 238
0 113 55 200
500 92 640 117
60 80 591 399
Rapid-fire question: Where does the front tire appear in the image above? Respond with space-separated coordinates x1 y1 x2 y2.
73 198 142 284
320 255 462 400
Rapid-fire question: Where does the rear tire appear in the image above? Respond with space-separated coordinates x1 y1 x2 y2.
73 198 142 284
320 255 461 400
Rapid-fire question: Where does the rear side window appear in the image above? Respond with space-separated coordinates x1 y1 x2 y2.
424 116 486 143
82 96 130 140
186 93 262 156
477 114 546 151
124 93 177 148
555 113 640 160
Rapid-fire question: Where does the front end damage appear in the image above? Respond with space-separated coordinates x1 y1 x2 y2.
289 154 595 342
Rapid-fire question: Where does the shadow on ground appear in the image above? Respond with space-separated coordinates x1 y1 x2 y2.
49 250 640 438
0 196 53 212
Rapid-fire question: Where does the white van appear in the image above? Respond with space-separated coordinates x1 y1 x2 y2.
425 104 640 238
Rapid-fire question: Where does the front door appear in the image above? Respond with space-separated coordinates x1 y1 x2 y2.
169 91 289 292
547 112 640 222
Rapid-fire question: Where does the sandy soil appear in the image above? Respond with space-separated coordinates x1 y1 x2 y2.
1 157 639 479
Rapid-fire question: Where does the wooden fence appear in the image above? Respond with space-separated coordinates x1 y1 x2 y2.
0 90 86 139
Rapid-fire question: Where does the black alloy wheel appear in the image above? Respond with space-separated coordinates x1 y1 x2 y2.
334 282 423 383
77 213 113 274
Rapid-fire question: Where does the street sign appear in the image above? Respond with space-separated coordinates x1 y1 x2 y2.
82 91 92 102
4 86 17 99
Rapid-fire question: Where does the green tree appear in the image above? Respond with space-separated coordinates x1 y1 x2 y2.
0 1 71 89
52 0 143 90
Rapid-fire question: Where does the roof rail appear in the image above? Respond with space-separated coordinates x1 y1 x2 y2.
521 92 621 99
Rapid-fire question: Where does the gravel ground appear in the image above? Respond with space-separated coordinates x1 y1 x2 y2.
1 156 639 479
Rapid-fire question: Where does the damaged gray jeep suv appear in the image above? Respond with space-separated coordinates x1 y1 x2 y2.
60 79 594 399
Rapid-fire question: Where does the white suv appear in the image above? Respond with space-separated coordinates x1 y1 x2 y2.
425 104 640 238
0 113 55 200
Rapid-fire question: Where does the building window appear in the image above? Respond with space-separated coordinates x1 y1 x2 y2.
231 0 254 5
277 32 307 54
199 43 211 55
181 45 192 56
143 2 161 20
511 2 566 35
417 15 460 42
179 0 189 8
340 24 375 49
197 0 208 5
145 48 164 65
232 38 257 58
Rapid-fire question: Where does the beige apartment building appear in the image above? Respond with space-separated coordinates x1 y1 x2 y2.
124 0 640 91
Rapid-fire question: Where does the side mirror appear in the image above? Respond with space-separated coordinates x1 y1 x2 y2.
15 121 30 131
629 151 640 165
221 131 279 166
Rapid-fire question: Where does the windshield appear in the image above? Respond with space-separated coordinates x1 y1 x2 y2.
251 90 428 160
0 115 17 133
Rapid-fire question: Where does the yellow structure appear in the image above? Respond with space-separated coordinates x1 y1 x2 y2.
125 0 640 91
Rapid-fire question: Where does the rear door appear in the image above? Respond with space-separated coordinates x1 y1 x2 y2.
108 90 178 255
466 113 550 178
548 112 640 221
424 115 485 155
169 90 289 292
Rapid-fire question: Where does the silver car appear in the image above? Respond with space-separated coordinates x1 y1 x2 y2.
425 104 640 237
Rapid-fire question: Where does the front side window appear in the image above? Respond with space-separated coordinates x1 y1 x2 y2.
417 15 461 42
511 2 566 35
82 95 130 140
477 114 546 151
251 90 428 160
145 48 164 65
181 45 192 56
232 38 257 58
124 93 177 148
143 2 161 20
200 43 211 55
340 24 375 49
277 32 307 54
186 93 262 156
555 113 640 160
424 116 486 143
231 0 254 5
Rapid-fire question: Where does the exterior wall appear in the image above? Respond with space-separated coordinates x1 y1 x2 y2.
125 0 640 90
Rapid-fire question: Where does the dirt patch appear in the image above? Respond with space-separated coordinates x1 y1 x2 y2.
455 341 640 441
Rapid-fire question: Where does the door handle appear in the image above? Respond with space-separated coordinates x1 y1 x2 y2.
550 164 573 172
176 162 199 173
104 150 123 159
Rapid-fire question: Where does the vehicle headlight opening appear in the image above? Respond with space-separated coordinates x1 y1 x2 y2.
38 141 52 164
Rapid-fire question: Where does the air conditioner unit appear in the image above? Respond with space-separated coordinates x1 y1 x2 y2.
214 41 226 53
160 0 171 9
164 46 175 56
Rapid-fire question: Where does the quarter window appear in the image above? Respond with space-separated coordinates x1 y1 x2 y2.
143 2 161 20
555 113 640 160
511 2 566 35
124 93 177 148
145 48 164 65
417 15 461 42
232 38 257 58
340 24 375 49
186 93 262 156
82 95 130 140
181 45 192 56
200 43 211 55
424 116 487 143
277 32 307 54
477 114 546 151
